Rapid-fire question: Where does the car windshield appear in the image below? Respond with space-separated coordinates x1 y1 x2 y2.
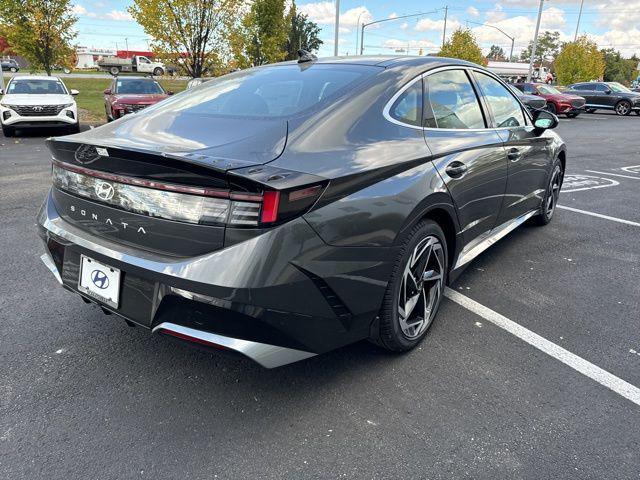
608 82 631 93
6 79 67 95
148 64 380 118
537 85 561 95
116 79 165 95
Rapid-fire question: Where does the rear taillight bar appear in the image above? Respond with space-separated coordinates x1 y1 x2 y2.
52 160 325 228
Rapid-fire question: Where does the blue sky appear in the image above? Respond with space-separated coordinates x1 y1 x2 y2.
71 0 640 58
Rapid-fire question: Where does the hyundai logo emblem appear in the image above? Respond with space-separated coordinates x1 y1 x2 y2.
32 106 43 112
95 181 115 201
91 269 109 289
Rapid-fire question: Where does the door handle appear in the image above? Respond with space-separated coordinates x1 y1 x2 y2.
507 148 521 161
445 161 468 178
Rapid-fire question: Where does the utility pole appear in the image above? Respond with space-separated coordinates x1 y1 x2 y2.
442 6 448 48
355 11 364 55
527 0 544 82
334 0 340 56
125 38 129 56
574 0 584 41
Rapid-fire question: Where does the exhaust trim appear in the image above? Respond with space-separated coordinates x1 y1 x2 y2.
152 322 316 369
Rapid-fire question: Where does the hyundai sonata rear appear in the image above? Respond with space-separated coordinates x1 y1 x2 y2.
38 56 566 367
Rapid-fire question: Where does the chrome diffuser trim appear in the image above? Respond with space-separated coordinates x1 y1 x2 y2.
40 252 63 285
152 322 316 368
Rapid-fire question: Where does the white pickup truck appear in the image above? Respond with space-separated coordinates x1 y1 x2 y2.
97 55 166 76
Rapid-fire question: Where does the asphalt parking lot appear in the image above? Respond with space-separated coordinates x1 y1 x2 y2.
1 113 639 479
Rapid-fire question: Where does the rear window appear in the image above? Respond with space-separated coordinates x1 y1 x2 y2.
149 64 379 118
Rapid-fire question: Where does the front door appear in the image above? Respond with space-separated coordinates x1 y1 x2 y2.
471 71 553 223
422 68 508 246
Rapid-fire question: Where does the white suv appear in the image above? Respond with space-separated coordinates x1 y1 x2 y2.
0 76 80 137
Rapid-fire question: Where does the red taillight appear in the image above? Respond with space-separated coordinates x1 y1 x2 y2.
260 190 281 223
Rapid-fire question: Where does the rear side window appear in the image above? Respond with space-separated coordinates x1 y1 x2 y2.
474 72 525 128
594 84 608 92
571 84 588 90
389 78 423 127
148 64 380 118
424 69 485 130
523 84 536 94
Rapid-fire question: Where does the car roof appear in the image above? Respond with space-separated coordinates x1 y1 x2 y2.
11 75 62 81
273 55 476 69
114 76 157 81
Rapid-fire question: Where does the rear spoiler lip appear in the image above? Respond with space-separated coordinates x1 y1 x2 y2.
46 136 328 191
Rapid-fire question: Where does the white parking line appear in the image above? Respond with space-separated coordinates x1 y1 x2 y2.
585 170 640 180
557 205 640 227
444 288 640 407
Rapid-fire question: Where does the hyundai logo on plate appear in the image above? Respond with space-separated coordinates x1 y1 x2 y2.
91 269 109 289
95 181 115 201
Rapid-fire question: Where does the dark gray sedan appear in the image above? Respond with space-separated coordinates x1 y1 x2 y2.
37 56 565 367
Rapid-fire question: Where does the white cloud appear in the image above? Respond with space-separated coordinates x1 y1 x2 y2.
104 9 133 21
467 6 480 17
298 2 372 27
71 4 97 17
415 18 460 33
389 12 398 19
485 4 506 23
594 0 640 31
400 22 409 30
592 29 640 57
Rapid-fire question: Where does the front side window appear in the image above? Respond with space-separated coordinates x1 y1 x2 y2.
115 79 165 95
608 82 631 93
7 79 67 95
474 72 525 128
389 78 423 126
594 84 609 92
424 69 485 129
523 84 536 95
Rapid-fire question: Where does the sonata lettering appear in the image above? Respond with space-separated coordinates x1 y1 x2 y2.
69 205 147 234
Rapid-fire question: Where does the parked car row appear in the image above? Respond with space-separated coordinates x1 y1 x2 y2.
511 81 640 118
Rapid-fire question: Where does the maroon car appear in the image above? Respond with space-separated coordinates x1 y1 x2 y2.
514 82 586 118
104 76 171 121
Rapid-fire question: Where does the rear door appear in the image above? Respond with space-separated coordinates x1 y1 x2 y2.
423 68 508 246
471 70 552 223
593 83 616 107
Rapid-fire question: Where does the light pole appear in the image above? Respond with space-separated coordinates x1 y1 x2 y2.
574 0 584 41
442 6 448 48
334 0 340 56
355 11 364 55
527 0 544 82
361 9 440 55
466 20 515 61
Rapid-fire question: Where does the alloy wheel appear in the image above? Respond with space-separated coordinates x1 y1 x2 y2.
615 102 630 115
546 166 562 218
398 236 445 339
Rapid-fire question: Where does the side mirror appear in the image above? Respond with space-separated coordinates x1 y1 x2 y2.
0 89 3 95
533 109 558 131
70 89 79 96
103 88 112 95
604 89 612 94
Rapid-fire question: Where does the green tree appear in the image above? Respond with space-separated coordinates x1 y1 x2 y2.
128 0 241 78
438 29 486 66
520 31 561 63
601 48 636 84
554 36 605 85
487 45 506 61
0 0 76 75
233 0 288 67
284 4 322 60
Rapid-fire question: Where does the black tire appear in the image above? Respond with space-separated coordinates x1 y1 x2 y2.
615 100 631 116
372 219 448 352
585 108 595 113
566 112 579 118
109 66 119 76
9 67 17 73
532 158 564 226
153 67 164 76
546 102 557 115
2 125 15 137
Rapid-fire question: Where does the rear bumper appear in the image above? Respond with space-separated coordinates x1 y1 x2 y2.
37 190 393 367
